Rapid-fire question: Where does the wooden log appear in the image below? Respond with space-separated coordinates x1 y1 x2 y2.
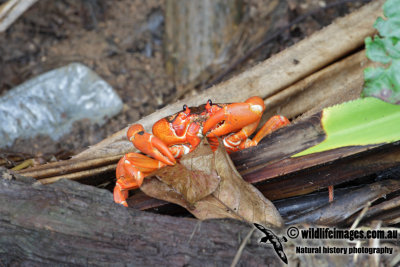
75 0 383 160
128 183 365 218
1 169 399 266
231 113 325 174
0 168 282 266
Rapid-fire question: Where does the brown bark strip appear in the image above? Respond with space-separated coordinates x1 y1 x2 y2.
18 155 121 179
243 145 377 184
254 142 400 200
39 163 117 184
262 50 372 121
285 179 400 226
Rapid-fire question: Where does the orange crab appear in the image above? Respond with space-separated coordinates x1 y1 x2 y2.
114 96 289 206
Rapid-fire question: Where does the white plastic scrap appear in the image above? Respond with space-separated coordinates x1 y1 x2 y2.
0 63 123 148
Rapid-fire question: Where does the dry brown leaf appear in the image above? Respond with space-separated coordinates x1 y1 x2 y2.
152 141 220 204
141 177 243 220
141 139 283 227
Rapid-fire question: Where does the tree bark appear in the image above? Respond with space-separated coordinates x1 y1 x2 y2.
0 169 281 266
164 0 245 87
1 169 398 266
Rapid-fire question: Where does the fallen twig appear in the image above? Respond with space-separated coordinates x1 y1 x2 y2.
0 0 38 32
230 228 255 267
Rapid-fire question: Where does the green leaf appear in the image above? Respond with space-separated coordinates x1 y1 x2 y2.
363 59 400 103
363 66 392 96
362 0 400 103
374 17 400 39
293 97 400 157
382 37 400 59
383 0 400 19
365 36 392 63
389 59 400 90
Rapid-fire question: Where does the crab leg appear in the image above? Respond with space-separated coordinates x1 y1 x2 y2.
217 115 289 152
221 120 260 152
114 152 166 206
115 124 181 207
114 186 129 207
202 96 265 148
127 124 176 165
239 115 290 149
203 96 289 152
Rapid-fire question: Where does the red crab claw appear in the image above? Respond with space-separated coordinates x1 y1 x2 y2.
202 96 265 137
127 124 176 165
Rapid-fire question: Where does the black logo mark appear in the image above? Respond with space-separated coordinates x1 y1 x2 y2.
254 223 288 264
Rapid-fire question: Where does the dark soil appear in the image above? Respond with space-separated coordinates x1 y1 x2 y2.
0 0 369 164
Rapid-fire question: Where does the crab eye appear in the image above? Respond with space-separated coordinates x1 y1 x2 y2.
205 99 213 111
182 104 190 115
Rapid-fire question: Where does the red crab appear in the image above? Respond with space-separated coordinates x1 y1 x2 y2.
114 96 289 206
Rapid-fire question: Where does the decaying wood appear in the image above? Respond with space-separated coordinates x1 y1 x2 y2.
74 0 384 160
1 170 399 266
0 155 27 167
262 50 373 121
127 139 400 211
345 195 400 226
128 182 365 219
274 186 363 220
38 164 117 184
251 141 400 200
285 179 400 226
380 210 400 225
0 169 282 266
